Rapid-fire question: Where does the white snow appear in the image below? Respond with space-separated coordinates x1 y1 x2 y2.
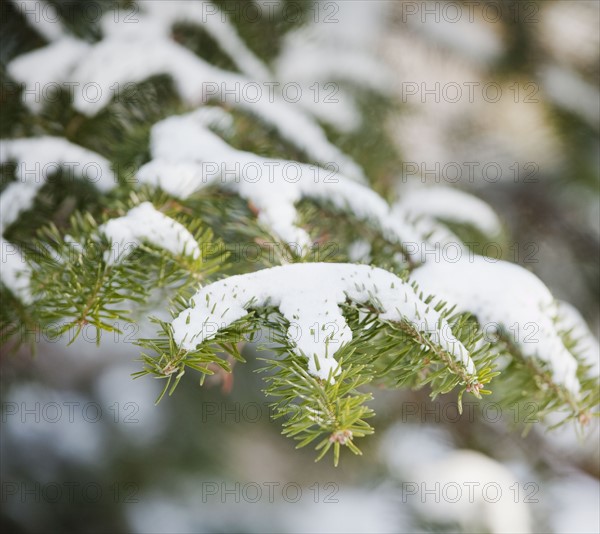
125 481 402 534
0 137 116 301
275 27 392 94
100 0 271 80
388 206 467 259
273 1 392 133
0 136 116 240
188 105 235 134
138 108 472 259
7 37 91 112
0 237 32 303
98 202 200 265
0 137 115 191
12 0 65 42
547 472 600 534
0 182 40 235
7 4 365 181
540 64 600 127
411 256 582 395
70 37 212 112
171 263 475 382
3 383 106 466
393 185 502 237
347 240 372 263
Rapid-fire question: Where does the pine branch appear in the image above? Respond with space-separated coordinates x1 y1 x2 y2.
490 333 599 431
5 195 228 347
135 291 490 465
2 0 597 470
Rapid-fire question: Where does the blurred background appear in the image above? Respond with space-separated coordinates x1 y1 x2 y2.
1 1 599 533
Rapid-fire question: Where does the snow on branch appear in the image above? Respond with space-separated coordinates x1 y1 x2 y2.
0 137 116 234
7 2 365 180
7 38 90 112
138 108 468 259
392 186 502 237
556 300 600 376
138 109 384 249
0 137 115 191
275 0 393 97
270 2 394 133
11 0 65 42
0 182 40 236
171 262 476 382
0 237 32 303
133 1 272 80
98 202 201 265
411 256 583 396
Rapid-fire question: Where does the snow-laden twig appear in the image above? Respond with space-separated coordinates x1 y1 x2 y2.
392 185 502 237
99 202 200 265
0 137 116 235
277 0 392 133
273 2 392 132
556 300 600 376
7 38 90 112
7 2 365 181
275 17 392 93
0 182 40 236
11 0 65 42
0 136 118 300
0 137 116 191
172 262 476 382
411 256 582 395
0 237 32 303
137 108 468 258
135 1 272 80
137 109 384 248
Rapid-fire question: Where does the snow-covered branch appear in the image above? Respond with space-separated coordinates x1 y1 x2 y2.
411 256 582 396
99 202 201 265
171 262 476 382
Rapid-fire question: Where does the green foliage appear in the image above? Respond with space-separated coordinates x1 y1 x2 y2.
1 0 597 468
0 1 46 64
135 293 498 464
0 289 38 349
172 22 240 72
4 192 228 347
213 0 312 61
323 90 402 194
135 312 255 403
222 107 309 162
490 332 600 432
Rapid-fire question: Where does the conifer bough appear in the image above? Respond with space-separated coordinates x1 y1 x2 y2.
1 0 598 464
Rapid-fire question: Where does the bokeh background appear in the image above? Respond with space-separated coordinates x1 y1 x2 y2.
1 1 599 533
